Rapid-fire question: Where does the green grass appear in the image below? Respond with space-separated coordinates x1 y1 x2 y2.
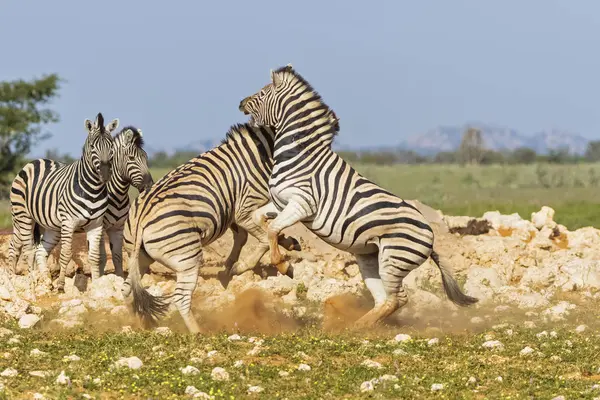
0 306 599 399
3 163 600 231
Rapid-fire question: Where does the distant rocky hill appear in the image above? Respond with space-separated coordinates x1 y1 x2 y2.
400 122 590 156
145 122 592 157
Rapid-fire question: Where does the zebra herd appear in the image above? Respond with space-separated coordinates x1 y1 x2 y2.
5 65 478 333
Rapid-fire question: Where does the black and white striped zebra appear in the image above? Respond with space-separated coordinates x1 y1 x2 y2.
32 126 153 282
239 65 478 328
122 123 300 333
8 113 117 292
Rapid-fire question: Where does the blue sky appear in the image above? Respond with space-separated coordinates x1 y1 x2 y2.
2 0 600 156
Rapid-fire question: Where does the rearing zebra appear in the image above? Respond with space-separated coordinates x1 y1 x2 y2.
122 122 300 333
8 112 117 292
239 65 478 328
32 126 153 281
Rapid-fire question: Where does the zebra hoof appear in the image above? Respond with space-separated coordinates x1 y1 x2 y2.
265 212 278 219
285 265 294 279
217 271 231 289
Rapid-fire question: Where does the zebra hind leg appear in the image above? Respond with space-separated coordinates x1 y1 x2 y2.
354 246 420 329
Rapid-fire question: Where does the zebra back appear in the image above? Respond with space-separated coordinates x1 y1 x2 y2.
123 123 275 251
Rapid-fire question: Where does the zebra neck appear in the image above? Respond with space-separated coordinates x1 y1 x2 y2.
107 174 131 205
73 159 107 197
273 127 336 163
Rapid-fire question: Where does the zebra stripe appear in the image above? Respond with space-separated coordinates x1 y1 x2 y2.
121 123 300 333
8 112 117 292
239 65 477 328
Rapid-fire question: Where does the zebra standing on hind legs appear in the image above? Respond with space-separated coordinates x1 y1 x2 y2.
33 125 154 281
121 122 301 333
8 112 117 293
238 65 478 329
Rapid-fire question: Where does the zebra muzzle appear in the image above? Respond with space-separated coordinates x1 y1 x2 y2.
98 162 111 182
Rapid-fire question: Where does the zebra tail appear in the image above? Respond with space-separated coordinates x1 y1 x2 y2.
430 250 478 307
128 226 169 325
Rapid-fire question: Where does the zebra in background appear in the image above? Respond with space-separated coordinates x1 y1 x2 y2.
33 126 154 281
122 123 300 333
239 65 478 329
8 112 117 292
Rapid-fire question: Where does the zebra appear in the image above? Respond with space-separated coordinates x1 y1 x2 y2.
8 112 117 292
32 126 154 283
122 122 301 333
238 65 478 328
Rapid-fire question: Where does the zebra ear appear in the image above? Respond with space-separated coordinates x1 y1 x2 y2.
271 69 284 88
106 118 120 133
84 119 93 134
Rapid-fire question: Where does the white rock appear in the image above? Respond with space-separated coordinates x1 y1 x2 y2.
155 327 172 336
0 286 11 301
56 370 71 385
8 337 20 344
505 329 514 336
431 383 444 392
233 360 244 368
278 370 290 377
470 316 484 324
496 376 503 382
211 367 230 381
30 349 47 357
360 381 375 392
361 360 383 369
1 368 17 377
297 363 311 371
520 346 535 356
18 314 40 329
482 340 504 350
551 396 565 400
543 302 576 322
393 349 408 356
33 394 45 400
467 376 477 385
181 365 200 376
228 334 242 341
427 338 440 346
63 354 80 362
29 370 52 378
524 321 537 329
185 386 200 396
379 374 399 382
114 356 143 370
394 333 412 343
575 324 587 333
536 331 549 339
531 206 557 230
206 350 218 358
0 328 13 338
247 386 264 394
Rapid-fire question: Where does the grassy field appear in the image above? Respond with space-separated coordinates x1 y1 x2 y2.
2 162 600 231
0 303 598 400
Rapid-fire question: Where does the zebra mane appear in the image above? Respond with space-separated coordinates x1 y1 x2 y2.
273 66 340 136
115 126 145 148
221 123 264 146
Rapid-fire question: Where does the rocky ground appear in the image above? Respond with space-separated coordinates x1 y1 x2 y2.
0 201 599 333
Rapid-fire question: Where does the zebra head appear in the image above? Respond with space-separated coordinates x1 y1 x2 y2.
84 112 118 183
240 64 316 127
113 126 154 192
240 64 340 146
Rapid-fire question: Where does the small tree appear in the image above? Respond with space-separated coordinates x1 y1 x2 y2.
458 127 485 165
510 147 537 164
585 141 600 162
44 148 75 164
0 74 61 197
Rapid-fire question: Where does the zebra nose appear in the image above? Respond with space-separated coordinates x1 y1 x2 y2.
239 99 249 114
98 162 111 183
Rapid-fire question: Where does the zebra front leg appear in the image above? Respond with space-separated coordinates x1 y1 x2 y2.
107 228 124 277
263 200 313 277
56 223 77 292
224 224 248 271
85 223 104 280
98 231 107 277
34 229 60 289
